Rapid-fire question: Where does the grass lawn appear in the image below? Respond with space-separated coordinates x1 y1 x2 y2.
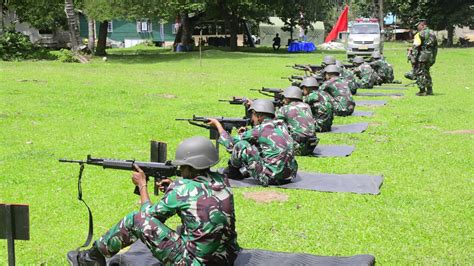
0 42 473 264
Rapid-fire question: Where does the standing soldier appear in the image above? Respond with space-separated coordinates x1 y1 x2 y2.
410 19 438 96
67 136 240 266
319 65 356 116
276 86 319 156
300 77 335 132
209 99 298 187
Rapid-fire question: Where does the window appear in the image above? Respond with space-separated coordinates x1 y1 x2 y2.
137 20 152 33
107 21 113 33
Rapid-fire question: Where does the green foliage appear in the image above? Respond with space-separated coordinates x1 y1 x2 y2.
56 49 80 63
5 0 67 32
387 0 474 30
0 43 473 264
272 0 333 37
0 29 51 61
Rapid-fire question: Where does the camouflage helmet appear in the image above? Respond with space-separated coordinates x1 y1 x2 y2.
248 99 275 115
172 136 219 169
300 77 319 88
353 56 365 64
323 64 340 74
322 55 336 65
372 51 381 59
282 86 303 100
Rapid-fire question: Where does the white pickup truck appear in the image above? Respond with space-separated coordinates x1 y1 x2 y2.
346 18 382 58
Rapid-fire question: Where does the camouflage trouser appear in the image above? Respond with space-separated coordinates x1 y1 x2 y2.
95 211 194 265
229 141 292 186
293 134 319 156
334 100 355 117
415 62 432 92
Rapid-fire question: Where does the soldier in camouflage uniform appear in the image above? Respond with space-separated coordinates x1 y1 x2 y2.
319 65 356 116
336 60 359 95
369 52 395 83
300 77 334 132
410 19 438 96
209 99 298 187
67 136 240 266
352 56 378 88
276 86 319 156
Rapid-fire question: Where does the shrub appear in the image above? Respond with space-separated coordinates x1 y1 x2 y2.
0 28 55 61
56 49 79 63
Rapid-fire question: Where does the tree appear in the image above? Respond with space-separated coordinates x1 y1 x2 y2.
4 0 67 33
64 0 81 51
273 0 332 41
388 0 474 46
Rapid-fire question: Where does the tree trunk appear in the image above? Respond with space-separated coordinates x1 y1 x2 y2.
64 0 81 51
229 13 238 51
88 19 95 52
0 2 4 33
180 12 192 47
95 20 108 56
447 24 454 47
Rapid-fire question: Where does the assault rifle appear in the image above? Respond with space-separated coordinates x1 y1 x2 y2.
218 96 283 119
250 87 284 103
59 153 178 196
287 64 324 72
176 115 250 156
59 141 176 250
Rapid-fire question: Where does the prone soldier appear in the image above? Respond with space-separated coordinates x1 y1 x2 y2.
319 65 356 116
369 52 395 84
275 86 319 156
67 136 240 266
300 77 335 132
336 60 359 95
208 99 298 187
352 56 378 88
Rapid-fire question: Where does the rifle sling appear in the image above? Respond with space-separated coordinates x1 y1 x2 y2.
76 163 94 250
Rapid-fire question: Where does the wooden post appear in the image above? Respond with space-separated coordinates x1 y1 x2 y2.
5 205 15 266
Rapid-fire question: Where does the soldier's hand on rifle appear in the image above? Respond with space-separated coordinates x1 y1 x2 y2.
207 118 225 134
132 164 147 187
245 99 253 107
157 178 172 193
237 127 247 134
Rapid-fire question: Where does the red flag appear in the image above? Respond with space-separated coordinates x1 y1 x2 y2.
324 5 349 43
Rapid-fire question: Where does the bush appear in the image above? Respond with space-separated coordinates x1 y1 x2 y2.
56 49 79 63
0 29 54 61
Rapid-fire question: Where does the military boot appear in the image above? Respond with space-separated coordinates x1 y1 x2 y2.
416 90 427 96
67 245 106 266
426 87 434 95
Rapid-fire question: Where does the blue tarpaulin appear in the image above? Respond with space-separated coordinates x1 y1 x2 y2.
288 42 316 53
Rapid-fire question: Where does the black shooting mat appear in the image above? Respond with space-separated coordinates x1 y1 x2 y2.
351 110 374 117
228 172 384 195
108 241 376 266
322 122 369 133
355 92 404 97
355 100 387 106
313 145 355 157
361 86 408 90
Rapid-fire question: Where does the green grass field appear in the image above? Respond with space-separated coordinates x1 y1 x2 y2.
0 42 473 264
